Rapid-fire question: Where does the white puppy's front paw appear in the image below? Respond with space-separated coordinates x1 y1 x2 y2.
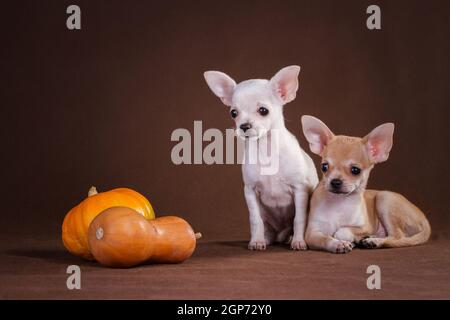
248 240 267 251
333 240 353 254
290 240 308 251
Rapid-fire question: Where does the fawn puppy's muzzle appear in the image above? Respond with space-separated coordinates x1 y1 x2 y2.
330 178 343 190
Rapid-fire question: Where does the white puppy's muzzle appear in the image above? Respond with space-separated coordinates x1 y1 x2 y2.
235 128 267 140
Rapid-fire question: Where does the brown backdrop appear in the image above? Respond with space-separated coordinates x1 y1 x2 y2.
2 0 449 242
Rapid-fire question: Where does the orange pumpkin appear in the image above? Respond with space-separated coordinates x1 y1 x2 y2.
88 207 200 268
62 187 155 260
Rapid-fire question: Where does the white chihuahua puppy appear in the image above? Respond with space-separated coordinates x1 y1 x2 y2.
204 66 318 250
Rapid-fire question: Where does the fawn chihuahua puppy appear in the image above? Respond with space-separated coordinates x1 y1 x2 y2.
204 66 318 250
301 115 431 253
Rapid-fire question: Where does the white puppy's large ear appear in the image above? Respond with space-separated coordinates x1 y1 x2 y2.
301 115 334 156
204 71 236 107
270 65 301 105
363 123 394 164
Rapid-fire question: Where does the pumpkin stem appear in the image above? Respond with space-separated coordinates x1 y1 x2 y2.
88 186 98 197
195 232 202 240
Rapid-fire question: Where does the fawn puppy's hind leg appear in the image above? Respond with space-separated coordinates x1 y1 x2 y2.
359 192 431 249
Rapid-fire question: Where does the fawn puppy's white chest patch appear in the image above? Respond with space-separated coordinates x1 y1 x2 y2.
315 193 365 233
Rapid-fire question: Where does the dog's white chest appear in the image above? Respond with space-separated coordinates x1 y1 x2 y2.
254 174 293 208
242 133 311 210
314 195 365 233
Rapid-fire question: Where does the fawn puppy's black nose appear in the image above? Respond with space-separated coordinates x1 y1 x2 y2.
330 179 343 189
240 123 252 132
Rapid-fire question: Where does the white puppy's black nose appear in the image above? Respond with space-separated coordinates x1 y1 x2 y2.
240 123 252 133
330 179 343 190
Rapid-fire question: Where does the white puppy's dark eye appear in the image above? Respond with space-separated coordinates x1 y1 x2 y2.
230 109 238 118
258 107 269 116
321 163 329 172
351 166 361 175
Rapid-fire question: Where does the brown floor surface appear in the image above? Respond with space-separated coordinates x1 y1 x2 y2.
0 234 449 300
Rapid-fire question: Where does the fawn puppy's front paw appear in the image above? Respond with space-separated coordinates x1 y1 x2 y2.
333 240 353 254
290 240 308 251
358 237 379 249
248 240 267 251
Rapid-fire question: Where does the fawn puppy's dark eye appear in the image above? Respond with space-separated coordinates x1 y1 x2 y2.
351 166 361 175
230 109 238 118
321 163 329 173
258 107 269 116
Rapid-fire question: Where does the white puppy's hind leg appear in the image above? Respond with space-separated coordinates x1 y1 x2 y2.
276 227 293 244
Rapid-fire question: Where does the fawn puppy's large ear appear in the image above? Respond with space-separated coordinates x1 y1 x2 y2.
301 115 334 156
204 71 237 107
270 65 301 105
363 123 395 164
